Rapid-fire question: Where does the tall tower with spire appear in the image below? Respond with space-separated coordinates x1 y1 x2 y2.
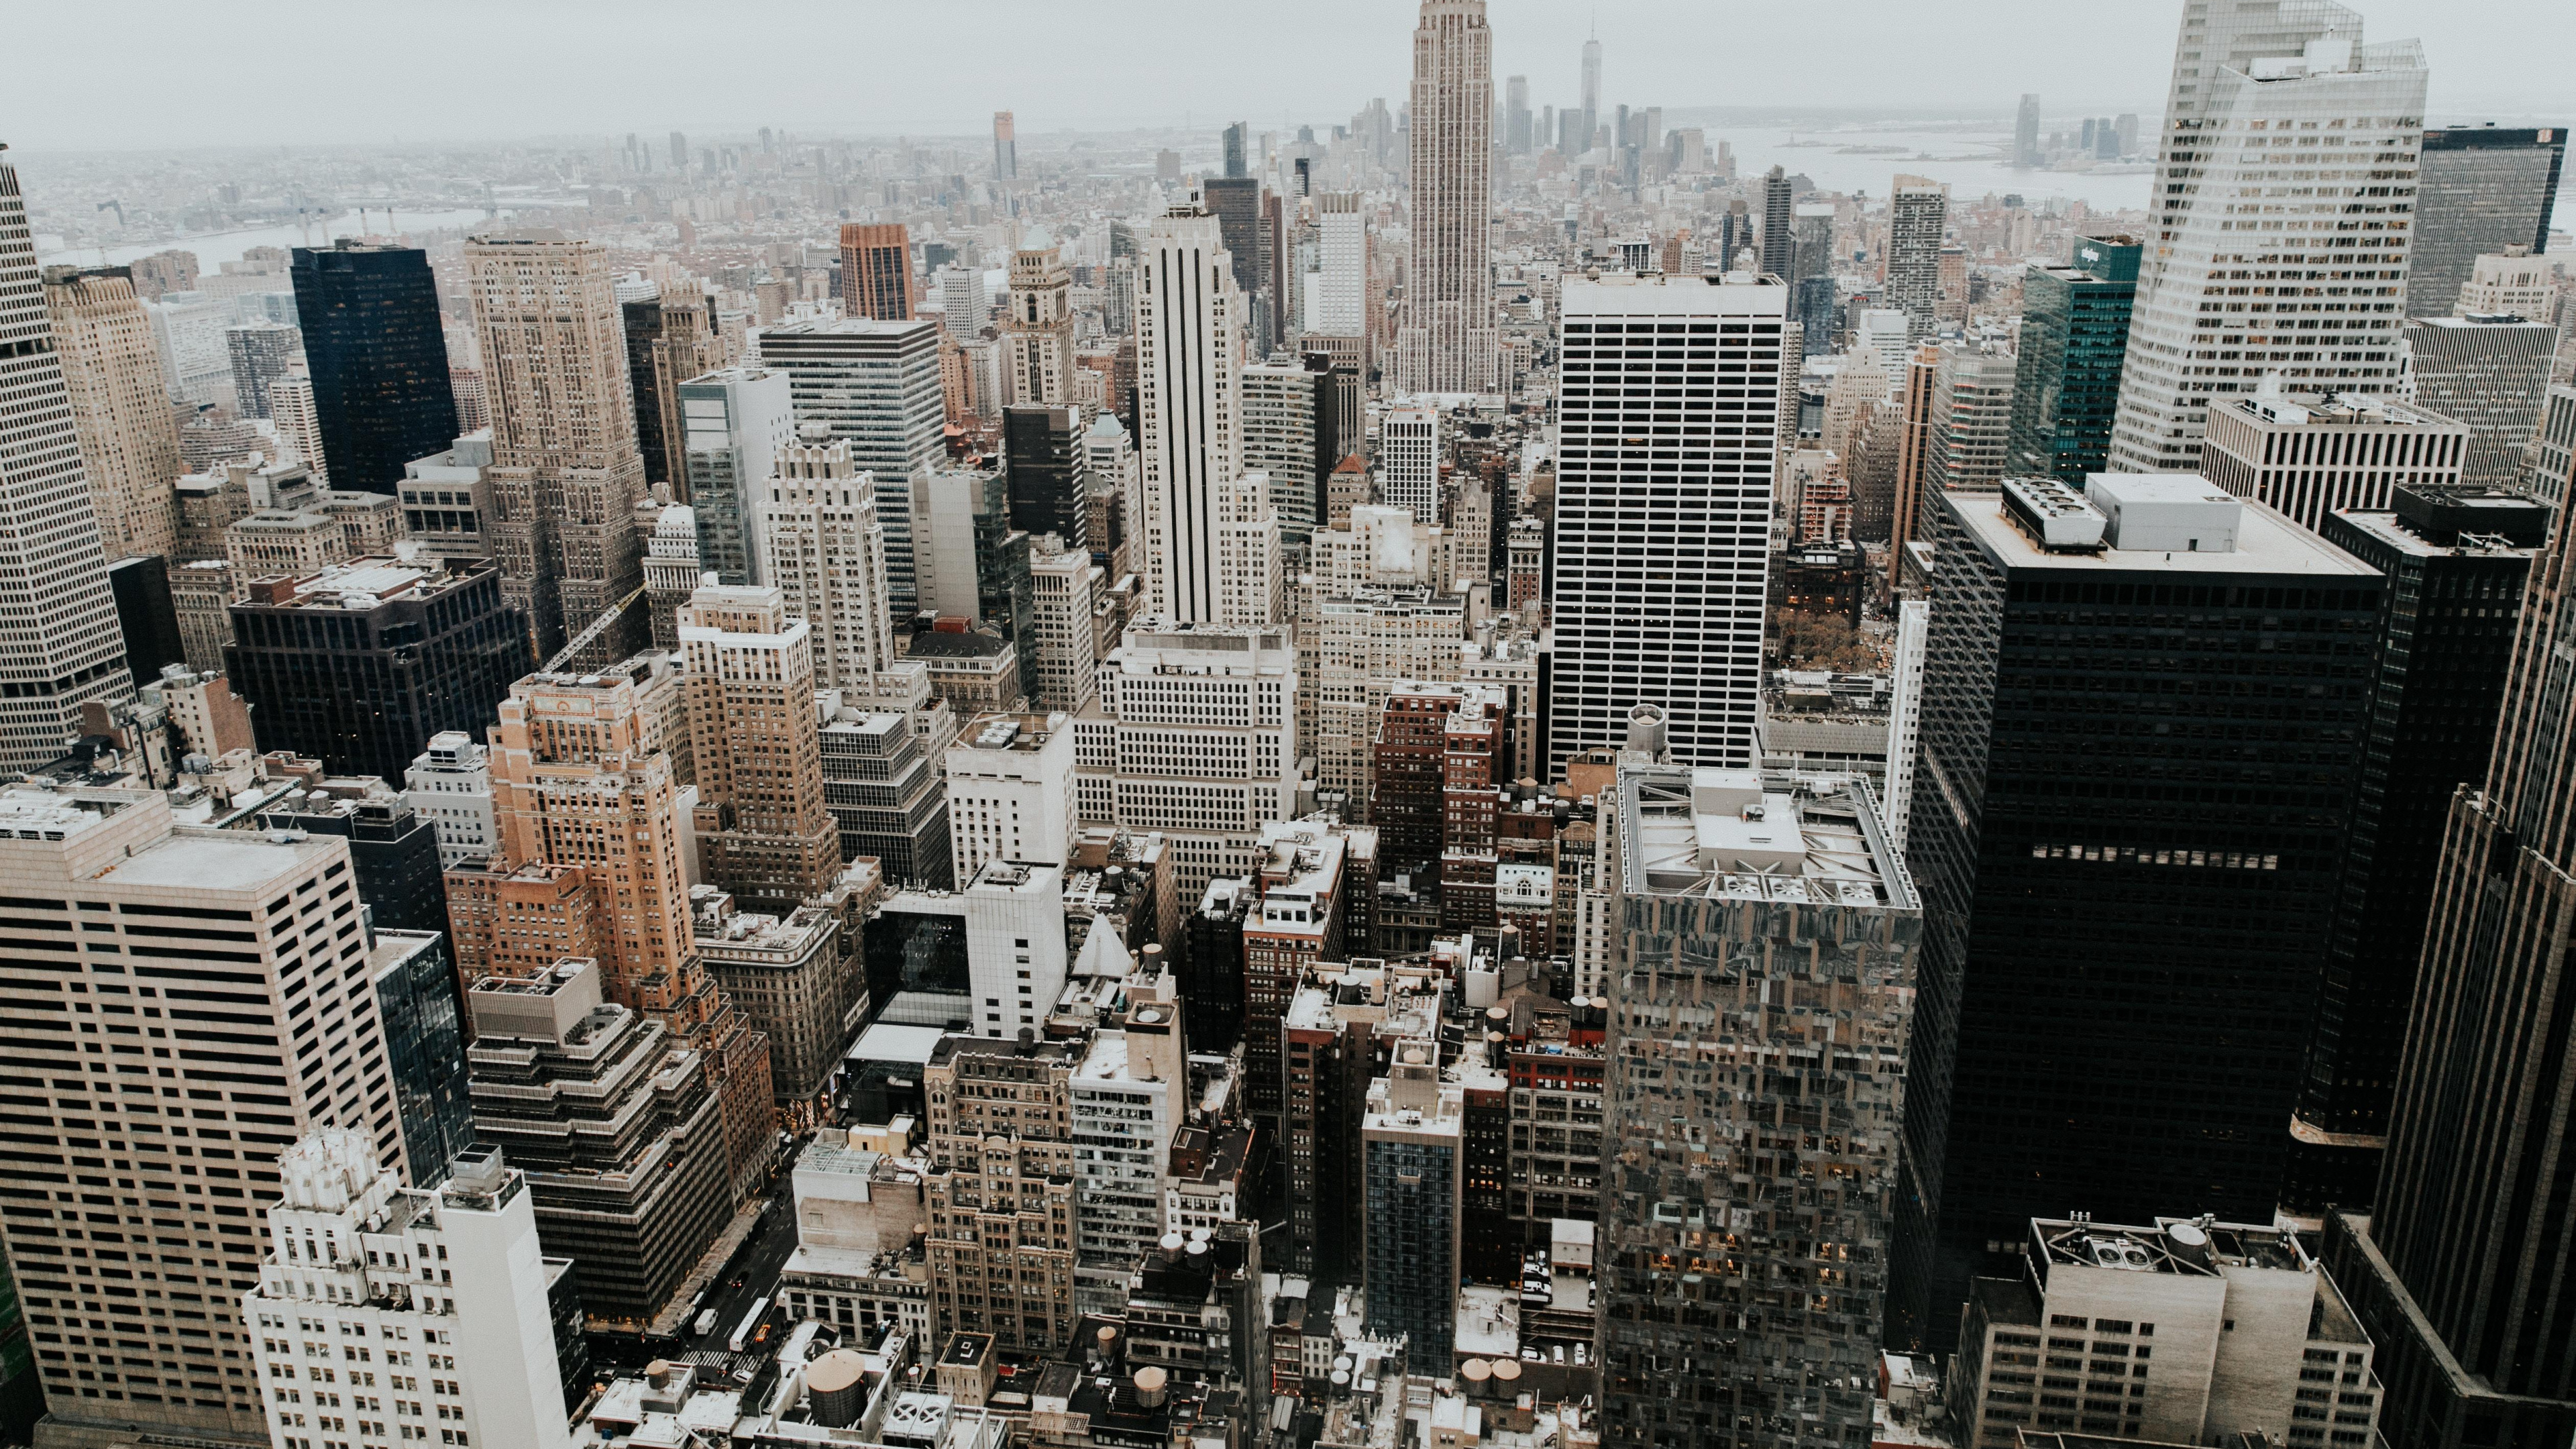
1580 23 1601 152
1393 0 1499 396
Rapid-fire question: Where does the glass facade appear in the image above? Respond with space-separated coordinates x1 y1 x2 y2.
289 243 460 492
2408 129 2567 318
2005 235 2139 484
372 930 474 1186
1360 1134 1456 1360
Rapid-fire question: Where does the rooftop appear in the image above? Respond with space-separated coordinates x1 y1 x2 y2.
1618 766 1913 910
235 556 488 610
1951 488 2375 578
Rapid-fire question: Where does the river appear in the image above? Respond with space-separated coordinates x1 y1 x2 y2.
40 207 518 270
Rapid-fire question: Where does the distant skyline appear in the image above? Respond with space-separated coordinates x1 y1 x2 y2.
8 0 2571 154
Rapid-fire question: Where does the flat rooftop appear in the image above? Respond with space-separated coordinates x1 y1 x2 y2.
1948 490 2376 578
1618 765 1914 910
99 826 337 893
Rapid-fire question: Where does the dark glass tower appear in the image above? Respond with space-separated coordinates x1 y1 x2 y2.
289 242 458 490
105 555 184 689
1893 478 2378 1351
1002 404 1091 551
2005 233 2140 483
2285 488 2542 1212
2408 127 2566 317
2322 472 2576 1449
224 558 527 786
1201 176 1271 353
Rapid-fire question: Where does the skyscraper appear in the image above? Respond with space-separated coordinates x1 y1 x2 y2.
1597 767 1919 1449
940 262 991 337
1002 238 1074 406
1886 176 1950 338
2286 487 2542 1213
1547 274 1787 777
1394 0 1498 395
1893 476 2377 1350
836 222 916 321
2408 127 2566 317
2014 93 2042 166
0 156 133 771
1304 191 1369 368
682 584 843 911
1505 74 1532 154
2321 462 2576 1449
2403 313 2561 491
2106 4 2427 473
41 264 182 564
290 241 460 491
1201 174 1270 358
1757 166 1794 278
1579 30 1601 150
468 230 648 661
0 787 405 1442
622 282 725 491
2006 233 2141 482
758 438 896 690
1222 120 1250 179
755 317 945 613
669 129 688 169
1004 403 1091 550
1136 207 1247 623
992 109 1018 183
678 364 793 585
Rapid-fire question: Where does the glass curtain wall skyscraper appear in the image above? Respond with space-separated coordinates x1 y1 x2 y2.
2407 127 2565 317
290 241 460 492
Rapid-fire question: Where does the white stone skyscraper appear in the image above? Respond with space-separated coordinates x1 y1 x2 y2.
1548 273 1790 777
1394 0 1499 396
1002 236 1074 405
1303 192 1369 368
2106 1 2427 472
1137 207 1246 623
0 151 131 769
759 437 896 689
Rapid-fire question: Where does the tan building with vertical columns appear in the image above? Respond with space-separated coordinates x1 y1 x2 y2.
42 266 183 562
682 584 841 910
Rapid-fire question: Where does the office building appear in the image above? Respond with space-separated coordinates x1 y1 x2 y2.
690 886 854 1108
1504 74 1532 154
367 929 478 1189
1003 241 1075 407
245 1132 576 1449
2015 93 2042 166
2452 246 2563 319
863 856 1066 1035
2322 452 2576 1449
1950 1216 2379 1449
1028 538 1097 714
467 231 648 660
1393 0 1499 394
0 162 132 773
42 265 183 563
1597 766 1919 1449
1305 191 1369 366
2284 488 2542 1212
838 222 916 321
924 1032 1081 1351
149 289 236 407
396 433 493 565
2404 314 2560 491
1381 404 1442 525
1759 166 1793 278
1925 339 2017 494
223 557 525 786
756 317 945 612
1548 273 1786 777
1360 1041 1463 1363
1242 359 1332 538
678 365 794 586
2536 384 2576 514
0 786 404 1442
464 961 733 1328
106 555 184 690
223 319 299 420
1894 476 2377 1350
2108 7 2426 472
818 672 956 888
1136 208 1262 624
992 111 1017 182
622 282 727 491
2408 127 2566 318
1887 176 1949 337
1005 404 1091 551
1076 623 1299 898
682 585 843 910
940 263 990 339
759 437 898 690
407 729 498 868
251 775 450 936
1070 979 1186 1313
289 241 459 492
2199 384 2468 532
268 367 329 484
945 712 1077 881
2006 234 2142 482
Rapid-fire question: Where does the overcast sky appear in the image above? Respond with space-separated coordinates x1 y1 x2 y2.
12 0 2573 154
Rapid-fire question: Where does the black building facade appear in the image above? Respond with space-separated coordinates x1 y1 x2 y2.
106 555 184 689
289 242 458 490
1003 404 1091 551
1180 879 1249 1055
2287 488 2542 1212
225 558 527 787
255 784 451 936
1893 480 2379 1351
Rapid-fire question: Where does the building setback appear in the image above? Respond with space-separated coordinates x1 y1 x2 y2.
2198 387 2468 534
754 317 945 613
1894 476 2378 1352
223 557 527 787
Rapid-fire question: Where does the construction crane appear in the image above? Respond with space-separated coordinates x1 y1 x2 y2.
539 584 649 674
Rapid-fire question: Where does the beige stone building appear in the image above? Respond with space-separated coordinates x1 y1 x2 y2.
467 230 647 660
682 584 842 910
925 1033 1083 1352
42 265 182 562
